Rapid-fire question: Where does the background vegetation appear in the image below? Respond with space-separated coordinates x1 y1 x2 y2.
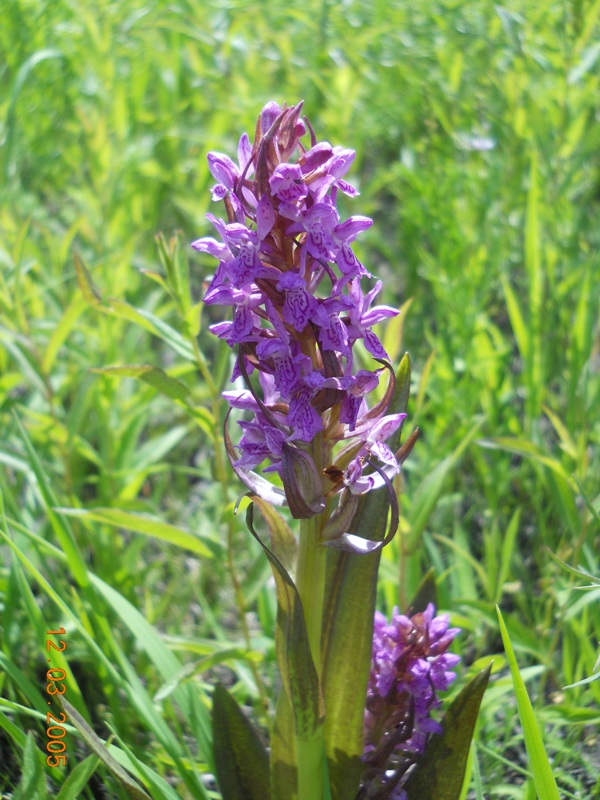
0 0 599 797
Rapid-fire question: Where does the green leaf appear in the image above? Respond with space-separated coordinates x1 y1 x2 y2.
89 574 214 777
212 685 271 800
496 607 561 800
251 495 298 575
573 474 600 525
382 299 413 365
105 732 184 800
156 232 191 315
55 754 101 800
246 503 324 739
546 549 600 586
0 707 28 749
11 412 89 588
563 671 600 689
13 733 47 800
477 436 576 489
408 420 483 551
56 507 214 558
42 295 87 374
74 253 103 306
394 352 412 419
405 567 438 615
154 647 263 703
404 664 492 800
496 508 521 603
92 365 191 402
107 300 196 362
501 275 529 362
270 689 298 800
59 697 152 800
321 355 412 800
321 503 382 800
4 49 64 179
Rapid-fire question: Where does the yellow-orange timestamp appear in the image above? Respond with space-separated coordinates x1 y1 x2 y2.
45 627 67 767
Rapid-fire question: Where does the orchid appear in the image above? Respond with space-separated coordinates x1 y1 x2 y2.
193 102 490 800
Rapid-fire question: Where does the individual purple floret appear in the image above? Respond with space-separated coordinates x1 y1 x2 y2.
192 101 406 529
360 604 461 798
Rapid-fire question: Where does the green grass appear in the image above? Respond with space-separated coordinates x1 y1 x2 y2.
1 0 599 797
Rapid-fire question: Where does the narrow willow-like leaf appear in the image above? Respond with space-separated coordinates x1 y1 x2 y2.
496 508 521 604
4 49 64 179
321 353 411 800
563 671 600 689
212 685 271 800
408 420 482 551
477 436 576 489
501 275 529 362
56 507 214 558
12 412 89 588
74 253 103 306
246 503 324 738
0 483 210 798
92 365 191 402
90 574 214 776
496 607 561 800
59 698 151 800
42 295 87 374
572 474 600 524
154 647 262 703
105 299 197 362
156 232 191 314
0 707 27 749
404 664 492 800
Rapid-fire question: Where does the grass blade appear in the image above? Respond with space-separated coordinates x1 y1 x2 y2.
496 606 561 800
59 698 151 800
55 755 100 800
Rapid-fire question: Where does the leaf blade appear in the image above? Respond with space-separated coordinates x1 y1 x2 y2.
404 665 492 800
56 507 214 558
496 607 561 800
212 685 271 800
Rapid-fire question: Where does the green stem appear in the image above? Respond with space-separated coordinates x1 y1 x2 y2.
296 515 326 671
294 513 327 800
297 732 325 800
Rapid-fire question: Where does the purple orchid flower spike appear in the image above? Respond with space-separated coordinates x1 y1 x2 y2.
360 604 461 798
192 101 407 526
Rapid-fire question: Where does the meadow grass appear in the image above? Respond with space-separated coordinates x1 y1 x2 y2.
0 0 599 797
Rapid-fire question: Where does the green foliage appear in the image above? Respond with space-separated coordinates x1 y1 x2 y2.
496 609 561 800
404 665 492 800
1 0 599 797
320 355 412 800
212 685 271 800
59 698 152 800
